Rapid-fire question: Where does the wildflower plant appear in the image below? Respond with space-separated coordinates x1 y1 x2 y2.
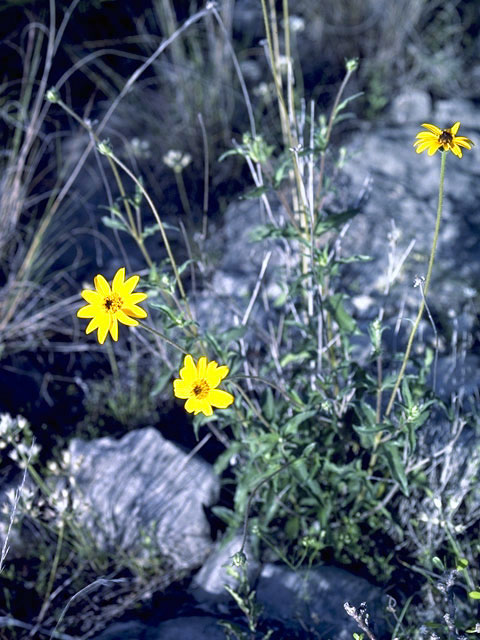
64 4 478 638
386 121 474 415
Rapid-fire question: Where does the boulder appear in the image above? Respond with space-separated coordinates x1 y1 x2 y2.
66 428 219 571
256 563 388 640
190 532 261 611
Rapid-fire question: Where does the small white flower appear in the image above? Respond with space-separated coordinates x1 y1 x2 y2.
47 460 60 474
129 137 151 159
289 15 305 33
276 55 291 75
49 488 69 514
448 495 461 512
5 488 17 505
162 150 192 172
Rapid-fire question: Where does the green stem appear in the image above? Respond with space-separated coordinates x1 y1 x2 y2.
137 320 188 354
238 458 297 557
174 170 192 216
56 99 142 257
34 518 64 628
385 150 447 417
107 152 196 329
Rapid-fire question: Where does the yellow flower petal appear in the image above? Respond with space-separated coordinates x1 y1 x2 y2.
81 290 103 305
414 132 437 141
450 121 460 135
86 316 101 334
126 292 147 305
112 267 126 291
109 316 119 341
77 305 96 318
116 309 139 326
208 388 234 409
197 356 207 379
97 317 110 344
414 141 435 154
184 396 201 414
206 362 229 388
94 274 111 296
421 123 442 135
456 137 472 149
427 142 442 156
195 399 213 416
180 355 197 382
123 305 147 319
173 379 192 399
122 274 141 295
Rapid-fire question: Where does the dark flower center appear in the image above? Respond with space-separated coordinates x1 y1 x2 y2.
192 380 210 399
104 293 123 313
438 130 453 147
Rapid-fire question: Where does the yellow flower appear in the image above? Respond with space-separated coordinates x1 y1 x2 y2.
413 121 474 158
173 355 234 416
77 267 147 344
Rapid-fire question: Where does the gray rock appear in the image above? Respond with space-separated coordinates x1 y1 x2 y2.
432 99 479 130
430 354 480 402
146 616 228 640
190 533 261 610
66 428 219 570
93 620 148 640
194 199 286 334
256 563 388 640
389 89 432 124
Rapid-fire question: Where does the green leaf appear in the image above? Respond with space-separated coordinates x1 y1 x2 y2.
456 557 468 571
211 506 242 528
432 556 445 571
218 148 245 162
273 158 291 187
263 388 275 421
468 591 480 600
358 401 377 427
249 223 302 243
101 216 129 232
214 443 242 475
284 410 317 435
148 302 184 326
240 185 269 200
335 91 363 114
302 442 317 458
285 517 300 539
336 254 372 264
314 208 360 236
280 351 311 367
401 378 413 407
221 326 248 342
382 443 409 497
353 423 386 436
273 283 289 308
149 369 172 396
327 293 357 334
